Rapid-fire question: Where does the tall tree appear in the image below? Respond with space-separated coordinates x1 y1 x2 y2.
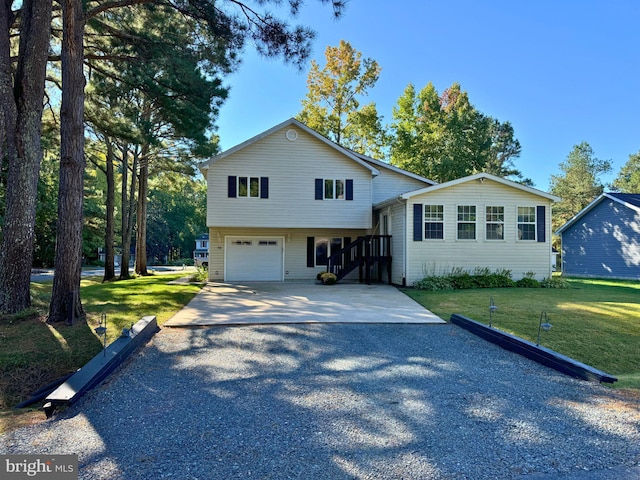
47 0 347 322
0 0 53 314
612 150 640 193
389 82 529 184
550 142 612 234
297 40 387 157
49 0 87 323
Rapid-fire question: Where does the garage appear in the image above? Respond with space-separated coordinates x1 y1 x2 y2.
225 236 284 281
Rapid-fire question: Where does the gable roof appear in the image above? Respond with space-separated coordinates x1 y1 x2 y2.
199 118 380 176
556 192 640 234
346 149 437 186
400 172 561 202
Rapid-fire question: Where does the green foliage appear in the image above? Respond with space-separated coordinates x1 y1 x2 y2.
297 40 389 157
515 277 541 288
390 82 529 184
414 276 454 291
540 277 572 289
612 150 640 193
550 142 612 235
414 267 514 291
189 266 208 283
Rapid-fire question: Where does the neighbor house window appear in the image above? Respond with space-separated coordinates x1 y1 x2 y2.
517 206 536 240
424 205 444 239
315 237 343 266
457 205 476 240
486 206 504 240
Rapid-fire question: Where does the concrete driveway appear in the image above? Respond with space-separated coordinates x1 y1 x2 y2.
164 282 445 326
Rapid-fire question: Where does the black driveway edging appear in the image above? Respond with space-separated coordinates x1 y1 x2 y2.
43 316 159 417
449 313 617 384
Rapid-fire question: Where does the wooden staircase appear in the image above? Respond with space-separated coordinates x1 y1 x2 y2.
326 235 392 284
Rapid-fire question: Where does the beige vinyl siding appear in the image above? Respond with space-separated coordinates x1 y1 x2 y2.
207 227 369 281
371 167 431 205
375 202 407 285
207 127 372 229
405 179 554 285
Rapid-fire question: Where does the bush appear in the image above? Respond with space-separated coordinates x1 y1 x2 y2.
414 267 515 290
414 276 454 291
515 277 541 288
320 272 337 285
541 277 572 289
189 266 208 283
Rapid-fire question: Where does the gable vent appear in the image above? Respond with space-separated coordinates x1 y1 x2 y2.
286 129 298 141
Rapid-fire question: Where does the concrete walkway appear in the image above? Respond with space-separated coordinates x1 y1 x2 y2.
164 282 445 326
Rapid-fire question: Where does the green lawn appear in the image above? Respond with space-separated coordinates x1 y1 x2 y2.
0 273 203 432
403 278 640 389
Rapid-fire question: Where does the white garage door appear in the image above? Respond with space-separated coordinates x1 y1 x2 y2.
225 236 284 281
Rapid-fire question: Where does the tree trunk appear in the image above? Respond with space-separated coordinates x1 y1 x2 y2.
0 0 53 314
135 160 149 275
102 138 116 282
48 0 86 323
120 146 137 279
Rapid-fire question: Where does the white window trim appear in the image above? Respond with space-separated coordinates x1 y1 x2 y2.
237 175 261 198
423 204 445 240
456 204 477 241
323 179 346 200
516 206 537 241
485 205 505 241
315 237 343 266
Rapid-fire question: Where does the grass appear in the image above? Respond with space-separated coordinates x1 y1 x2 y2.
403 278 640 390
0 272 202 434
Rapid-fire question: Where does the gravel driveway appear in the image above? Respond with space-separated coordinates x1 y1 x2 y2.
2 323 639 479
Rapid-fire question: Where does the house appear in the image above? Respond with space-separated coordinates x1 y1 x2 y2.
199 118 560 285
193 233 209 267
556 193 640 280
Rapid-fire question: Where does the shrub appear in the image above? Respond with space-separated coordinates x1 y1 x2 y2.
414 276 454 291
189 266 208 283
541 277 572 289
316 271 328 281
451 273 477 290
515 277 541 288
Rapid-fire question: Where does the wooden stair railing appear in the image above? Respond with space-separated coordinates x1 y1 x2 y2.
326 235 392 284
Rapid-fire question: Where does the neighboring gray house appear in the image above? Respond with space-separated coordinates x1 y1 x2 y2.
199 118 560 285
557 193 640 280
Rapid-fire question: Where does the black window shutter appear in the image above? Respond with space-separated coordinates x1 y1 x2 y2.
536 205 546 242
228 176 236 198
260 177 269 199
315 179 323 200
346 179 354 201
307 237 315 267
413 204 423 241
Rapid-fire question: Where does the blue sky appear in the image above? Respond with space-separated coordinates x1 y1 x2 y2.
215 0 640 190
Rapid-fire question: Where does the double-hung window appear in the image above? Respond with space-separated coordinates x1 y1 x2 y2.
424 205 444 239
457 205 476 240
486 206 504 240
517 206 536 240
